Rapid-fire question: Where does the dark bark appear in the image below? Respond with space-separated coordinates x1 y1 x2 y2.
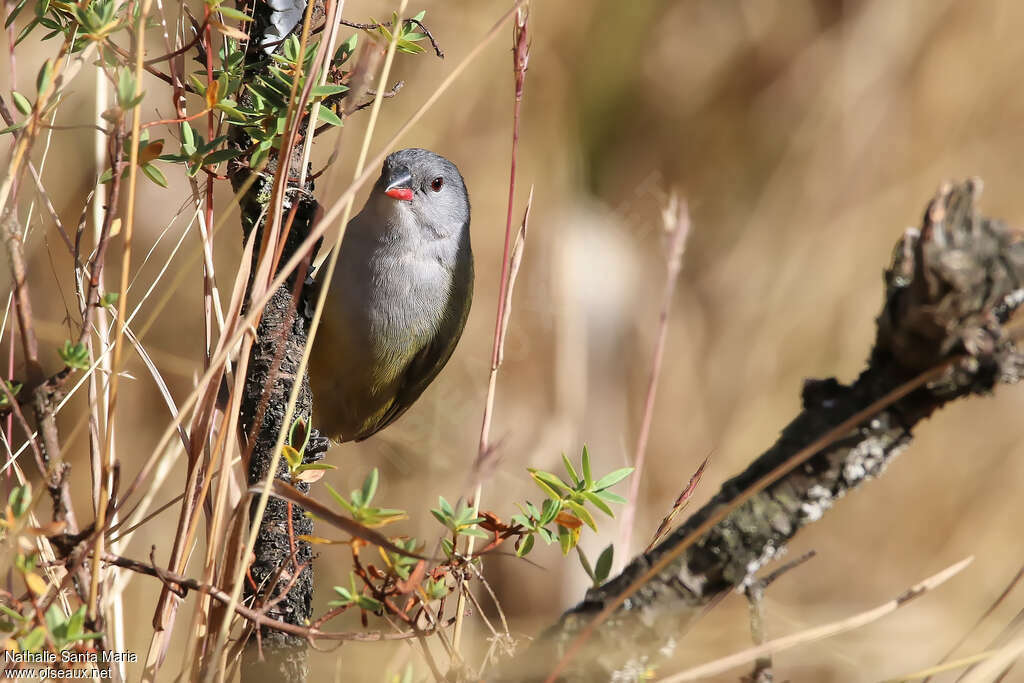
230 0 326 680
514 179 1024 681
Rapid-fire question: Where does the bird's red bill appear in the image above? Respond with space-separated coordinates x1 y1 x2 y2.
385 188 414 201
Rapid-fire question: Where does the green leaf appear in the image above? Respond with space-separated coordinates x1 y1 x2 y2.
5 0 28 29
0 380 23 409
9 482 31 517
293 463 336 473
582 491 613 518
557 526 574 555
0 120 26 135
180 121 196 154
539 498 560 526
317 106 343 128
593 467 634 492
35 59 53 95
0 603 25 621
430 508 450 529
216 6 251 22
20 625 47 651
564 500 597 531
324 482 356 516
516 533 534 557
424 576 447 600
100 292 119 307
281 444 301 470
141 163 168 188
214 100 245 121
458 527 488 539
202 148 241 165
530 469 572 493
188 74 207 96
531 475 562 502
14 18 40 47
65 606 85 640
11 91 31 115
395 40 424 55
576 546 595 583
58 340 90 370
311 84 348 97
360 469 379 505
561 453 580 486
333 34 357 64
595 544 613 584
581 446 593 488
356 594 382 612
596 490 627 505
116 69 137 108
438 496 453 517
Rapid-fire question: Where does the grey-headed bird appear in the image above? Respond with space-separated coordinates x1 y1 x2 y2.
310 148 473 442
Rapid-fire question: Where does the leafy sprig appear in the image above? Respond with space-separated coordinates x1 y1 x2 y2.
513 446 632 557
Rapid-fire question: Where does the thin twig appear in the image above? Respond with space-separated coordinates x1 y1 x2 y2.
660 556 974 682
618 195 692 564
339 17 444 58
100 552 452 641
455 6 530 662
741 550 816 682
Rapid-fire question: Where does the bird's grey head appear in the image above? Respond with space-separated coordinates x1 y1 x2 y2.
371 148 470 241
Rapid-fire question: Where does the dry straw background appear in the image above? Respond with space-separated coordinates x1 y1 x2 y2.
6 0 1024 680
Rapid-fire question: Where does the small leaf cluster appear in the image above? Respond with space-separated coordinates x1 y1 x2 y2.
24 605 102 651
326 469 405 527
1 60 62 135
281 418 336 484
0 381 23 409
58 340 89 371
328 572 383 612
431 496 485 557
576 543 614 588
98 129 168 188
1 484 100 653
228 34 349 168
2 485 56 593
187 38 248 119
6 0 122 47
158 122 241 178
372 11 430 55
513 447 632 557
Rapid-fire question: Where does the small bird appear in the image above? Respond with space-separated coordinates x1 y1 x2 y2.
310 148 473 442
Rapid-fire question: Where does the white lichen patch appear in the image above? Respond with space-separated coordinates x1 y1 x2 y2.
843 435 908 483
800 484 834 522
739 540 787 589
611 656 651 682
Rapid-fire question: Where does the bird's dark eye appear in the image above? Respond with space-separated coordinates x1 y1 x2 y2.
430 177 444 192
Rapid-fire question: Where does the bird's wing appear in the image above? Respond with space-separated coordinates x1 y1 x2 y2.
352 259 473 442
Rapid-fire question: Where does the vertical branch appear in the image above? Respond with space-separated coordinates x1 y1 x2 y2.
616 196 691 564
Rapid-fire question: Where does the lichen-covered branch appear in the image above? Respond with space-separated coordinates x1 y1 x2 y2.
517 180 1024 681
230 1 324 681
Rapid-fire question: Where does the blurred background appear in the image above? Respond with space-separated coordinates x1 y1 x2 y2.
6 0 1024 680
